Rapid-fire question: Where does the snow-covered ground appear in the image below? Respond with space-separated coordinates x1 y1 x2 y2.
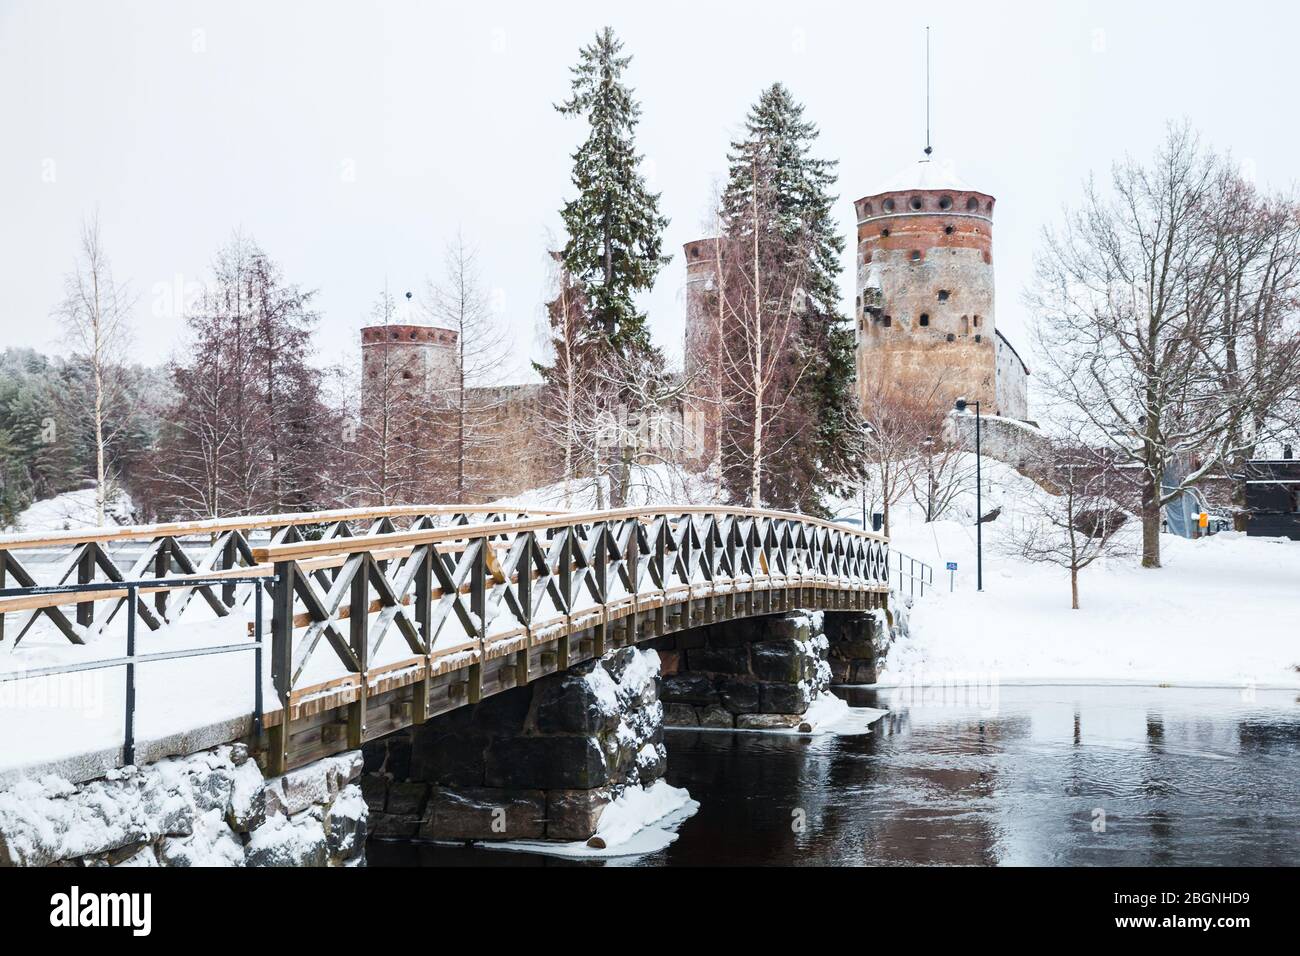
846 456 1300 690
5 487 134 534
5 453 1295 783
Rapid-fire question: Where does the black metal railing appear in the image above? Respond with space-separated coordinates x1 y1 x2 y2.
891 550 933 598
0 573 272 768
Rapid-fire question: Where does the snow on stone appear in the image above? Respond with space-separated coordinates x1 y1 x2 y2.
480 780 699 860
582 664 622 722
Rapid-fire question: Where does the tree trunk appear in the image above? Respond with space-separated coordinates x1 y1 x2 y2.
1141 469 1162 568
749 184 763 509
1070 567 1079 610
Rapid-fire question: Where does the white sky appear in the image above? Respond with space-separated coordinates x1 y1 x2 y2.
3 0 1297 387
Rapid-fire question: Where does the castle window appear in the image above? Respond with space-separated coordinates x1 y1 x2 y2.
937 290 950 302
882 315 892 327
401 370 412 379
920 313 930 326
883 198 896 212
863 202 873 216
946 333 956 342
975 334 982 343
966 197 979 212
911 250 921 261
973 315 981 327
881 228 890 238
939 196 953 210
944 225 955 235
961 316 970 335
909 196 923 211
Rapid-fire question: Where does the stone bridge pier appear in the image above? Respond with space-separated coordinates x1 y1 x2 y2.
360 608 886 845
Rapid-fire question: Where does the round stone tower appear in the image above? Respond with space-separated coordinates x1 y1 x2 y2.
682 237 728 382
681 237 731 465
360 322 459 416
854 158 1008 416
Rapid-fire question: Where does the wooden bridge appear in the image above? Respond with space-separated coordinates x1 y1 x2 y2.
0 505 890 779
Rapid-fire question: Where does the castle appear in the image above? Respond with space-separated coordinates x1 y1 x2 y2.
362 155 1029 498
683 156 1029 425
852 157 1028 419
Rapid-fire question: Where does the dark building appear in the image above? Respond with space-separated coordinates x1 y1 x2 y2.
1240 454 1300 540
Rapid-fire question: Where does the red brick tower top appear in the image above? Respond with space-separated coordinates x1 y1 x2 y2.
854 159 996 264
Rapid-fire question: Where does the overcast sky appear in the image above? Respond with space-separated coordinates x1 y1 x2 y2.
3 0 1298 389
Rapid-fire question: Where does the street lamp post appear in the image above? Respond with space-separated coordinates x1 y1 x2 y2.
955 398 983 592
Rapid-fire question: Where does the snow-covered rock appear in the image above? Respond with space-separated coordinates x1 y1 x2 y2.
0 745 366 867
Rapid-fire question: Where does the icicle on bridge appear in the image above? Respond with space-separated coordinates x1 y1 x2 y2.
0 505 890 780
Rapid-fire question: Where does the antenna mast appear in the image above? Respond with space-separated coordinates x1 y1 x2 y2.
924 26 933 157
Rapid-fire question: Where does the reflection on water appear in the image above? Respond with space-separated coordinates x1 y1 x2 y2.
368 685 1300 866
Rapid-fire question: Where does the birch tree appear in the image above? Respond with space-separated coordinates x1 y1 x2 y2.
427 233 510 504
536 252 607 508
718 83 858 514
715 158 813 508
54 215 135 525
1203 169 1300 521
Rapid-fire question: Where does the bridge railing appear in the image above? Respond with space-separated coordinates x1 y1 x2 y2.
250 505 889 771
892 550 934 598
0 504 560 647
0 572 272 770
0 505 889 776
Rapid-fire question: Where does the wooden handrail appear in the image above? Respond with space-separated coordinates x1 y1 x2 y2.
252 505 888 564
0 565 277 614
0 503 565 551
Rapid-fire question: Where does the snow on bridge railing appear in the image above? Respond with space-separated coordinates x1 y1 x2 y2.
248 505 889 770
0 504 560 646
0 505 888 776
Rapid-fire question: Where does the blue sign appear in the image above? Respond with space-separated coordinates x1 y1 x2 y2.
946 562 958 571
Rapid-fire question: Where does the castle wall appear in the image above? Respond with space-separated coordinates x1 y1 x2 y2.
463 383 551 500
856 222 997 412
994 330 1030 420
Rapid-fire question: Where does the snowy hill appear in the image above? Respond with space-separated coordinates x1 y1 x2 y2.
4 488 135 535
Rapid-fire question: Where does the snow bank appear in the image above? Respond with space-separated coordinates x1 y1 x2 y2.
833 454 1300 689
6 487 134 534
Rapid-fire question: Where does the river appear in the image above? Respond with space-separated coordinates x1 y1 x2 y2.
368 684 1300 866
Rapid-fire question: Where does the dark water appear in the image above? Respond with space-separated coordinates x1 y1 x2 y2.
369 684 1300 866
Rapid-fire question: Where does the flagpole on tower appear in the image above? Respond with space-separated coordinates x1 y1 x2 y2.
925 25 933 157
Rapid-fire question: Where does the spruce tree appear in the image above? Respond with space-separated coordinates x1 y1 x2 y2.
555 27 670 354
720 83 858 514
